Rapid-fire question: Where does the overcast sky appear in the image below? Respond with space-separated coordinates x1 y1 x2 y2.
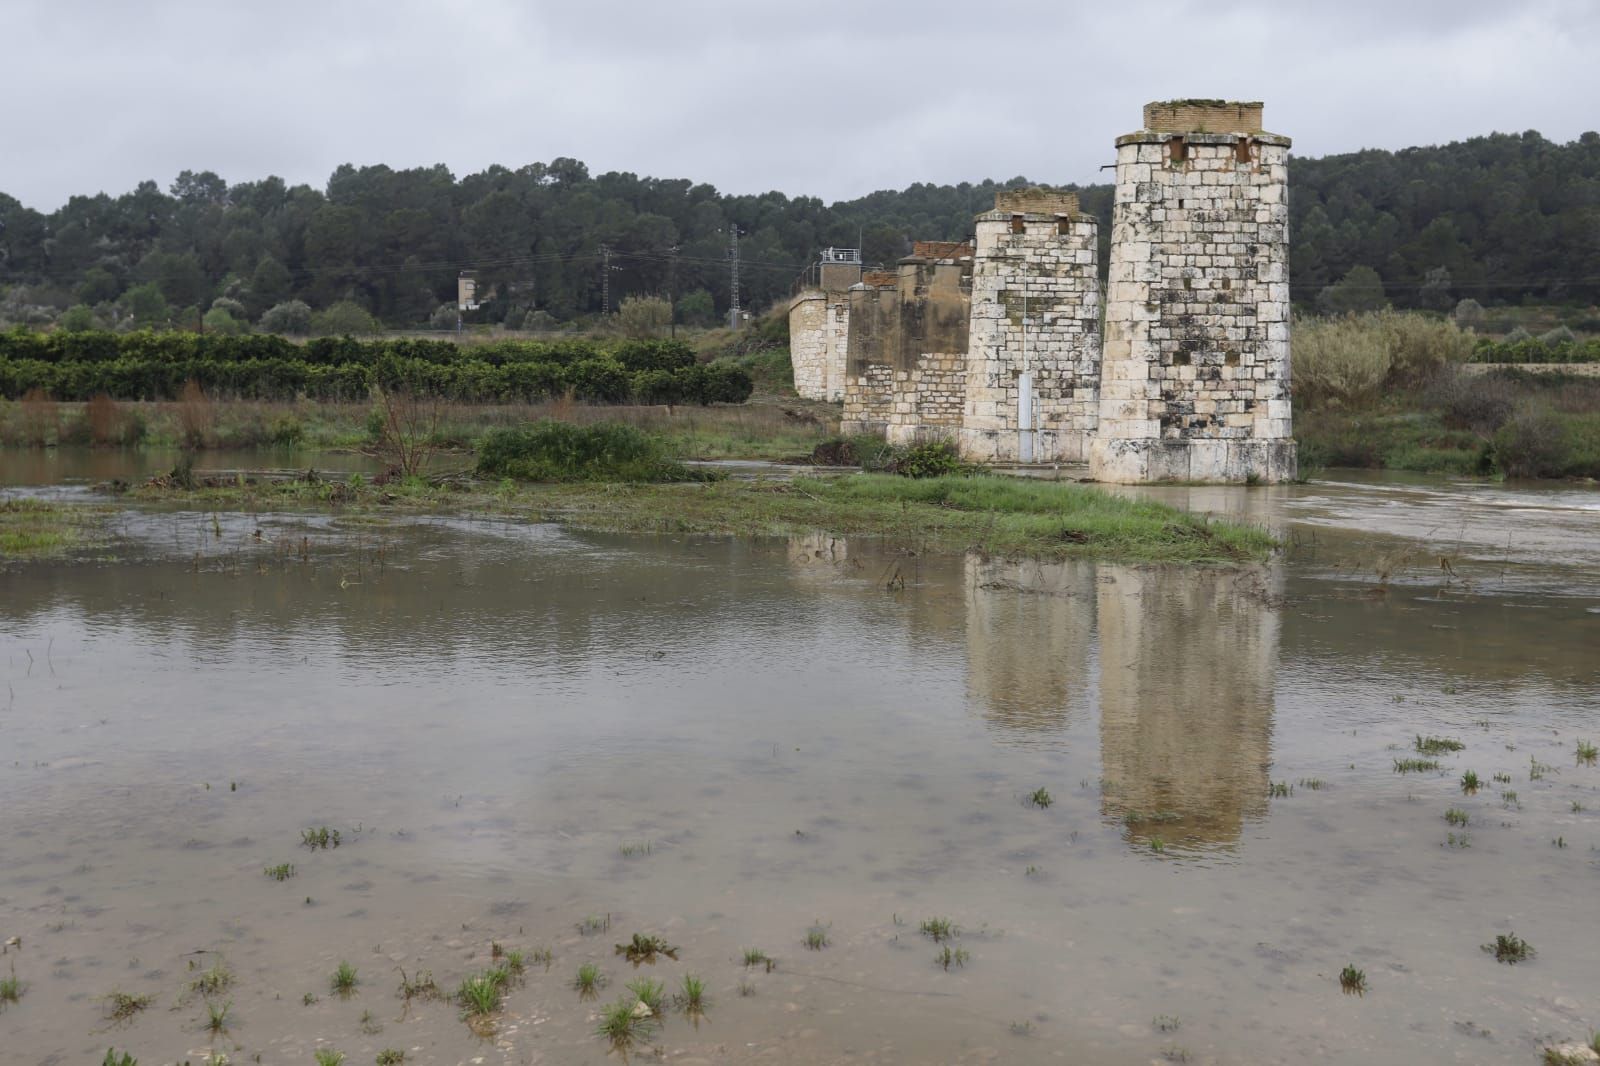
5 0 1597 212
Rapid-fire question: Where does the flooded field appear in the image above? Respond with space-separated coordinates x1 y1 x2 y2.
2 463 1598 1064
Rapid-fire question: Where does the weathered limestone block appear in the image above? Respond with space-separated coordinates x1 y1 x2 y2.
1090 101 1296 484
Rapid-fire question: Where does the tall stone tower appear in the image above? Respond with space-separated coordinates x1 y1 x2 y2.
1090 101 1295 483
960 189 1101 463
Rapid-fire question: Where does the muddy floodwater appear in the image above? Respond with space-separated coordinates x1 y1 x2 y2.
2 464 1599 1065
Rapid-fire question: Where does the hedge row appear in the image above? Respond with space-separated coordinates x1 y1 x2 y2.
0 355 753 405
0 330 700 371
1471 338 1600 364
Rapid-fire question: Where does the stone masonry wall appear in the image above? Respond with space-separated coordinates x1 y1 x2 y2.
842 263 970 439
787 291 828 400
960 195 1101 463
1091 105 1295 483
823 294 849 401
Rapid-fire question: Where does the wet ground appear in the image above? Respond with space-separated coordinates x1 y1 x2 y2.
1 453 1598 1064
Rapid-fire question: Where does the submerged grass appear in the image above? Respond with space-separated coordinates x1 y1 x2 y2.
574 962 604 998
456 968 507 1017
1482 932 1536 964
615 933 678 966
0 498 107 557
330 960 358 997
1416 735 1465 755
596 995 658 1051
131 470 1276 564
103 991 152 1021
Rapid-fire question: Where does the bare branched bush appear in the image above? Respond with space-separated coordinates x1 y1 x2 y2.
1493 403 1569 478
1424 368 1516 437
18 388 59 446
85 394 123 445
371 388 442 478
176 380 215 449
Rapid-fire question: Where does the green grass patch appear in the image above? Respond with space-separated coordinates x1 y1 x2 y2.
129 467 1277 564
476 421 710 483
0 498 106 557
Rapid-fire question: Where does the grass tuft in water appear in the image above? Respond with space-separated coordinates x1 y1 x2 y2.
1482 933 1536 964
375 1051 405 1066
595 995 658 1051
1153 1015 1182 1032
574 962 604 999
577 914 611 935
102 1052 137 1066
803 924 830 951
1493 772 1513 784
186 959 233 1000
919 917 957 943
741 948 774 971
1269 781 1293 798
677 973 707 1014
529 946 553 971
1444 808 1469 827
204 998 231 1033
104 991 152 1021
263 863 295 881
615 932 678 965
1576 739 1598 766
1339 965 1367 996
456 970 506 1017
395 967 439 1001
1393 758 1441 774
1415 735 1465 755
1445 832 1471 849
625 977 665 1016
738 979 756 997
331 960 359 997
301 826 341 850
1460 770 1481 794
935 945 970 970
619 841 652 857
1028 787 1053 809
313 1051 345 1066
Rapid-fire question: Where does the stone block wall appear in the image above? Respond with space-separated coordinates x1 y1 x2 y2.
823 294 850 401
1091 102 1296 483
787 291 828 400
841 260 971 439
960 194 1101 462
787 287 854 401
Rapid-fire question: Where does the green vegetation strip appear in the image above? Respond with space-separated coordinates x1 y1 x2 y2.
0 498 108 557
128 472 1275 564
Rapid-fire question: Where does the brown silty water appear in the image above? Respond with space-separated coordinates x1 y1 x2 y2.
1 463 1598 1064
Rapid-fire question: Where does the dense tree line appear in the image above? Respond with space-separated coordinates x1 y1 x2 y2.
1 129 1596 332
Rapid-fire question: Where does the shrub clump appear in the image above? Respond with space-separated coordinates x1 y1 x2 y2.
476 421 709 483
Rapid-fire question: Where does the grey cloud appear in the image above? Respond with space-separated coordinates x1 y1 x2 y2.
2 0 1595 211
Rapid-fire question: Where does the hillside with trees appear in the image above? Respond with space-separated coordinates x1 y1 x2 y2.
1 129 1597 333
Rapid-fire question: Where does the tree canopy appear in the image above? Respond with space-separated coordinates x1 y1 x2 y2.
1 128 1596 331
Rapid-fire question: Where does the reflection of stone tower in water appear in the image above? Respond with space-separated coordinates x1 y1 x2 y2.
1096 566 1278 848
1091 101 1296 483
963 557 1096 733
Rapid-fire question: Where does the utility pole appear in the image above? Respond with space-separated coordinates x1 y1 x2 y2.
668 245 679 339
600 244 612 315
727 227 741 329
